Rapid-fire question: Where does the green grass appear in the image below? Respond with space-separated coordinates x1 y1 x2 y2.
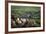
11 6 41 27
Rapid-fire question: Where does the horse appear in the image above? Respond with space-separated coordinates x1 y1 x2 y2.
15 18 36 27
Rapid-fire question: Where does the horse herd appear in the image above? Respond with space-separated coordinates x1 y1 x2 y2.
11 15 37 28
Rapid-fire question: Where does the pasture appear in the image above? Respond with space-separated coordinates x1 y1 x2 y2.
11 6 41 28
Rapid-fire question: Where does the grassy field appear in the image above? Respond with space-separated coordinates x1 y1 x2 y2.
11 6 41 28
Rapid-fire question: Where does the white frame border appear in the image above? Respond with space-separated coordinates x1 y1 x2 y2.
8 3 43 32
